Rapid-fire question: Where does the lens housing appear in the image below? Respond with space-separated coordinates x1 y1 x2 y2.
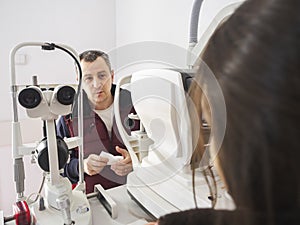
36 136 69 172
56 86 75 105
18 87 42 109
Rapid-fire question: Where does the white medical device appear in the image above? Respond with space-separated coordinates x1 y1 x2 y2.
114 0 244 219
10 42 91 225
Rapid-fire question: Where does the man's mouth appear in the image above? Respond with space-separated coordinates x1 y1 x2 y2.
95 90 103 94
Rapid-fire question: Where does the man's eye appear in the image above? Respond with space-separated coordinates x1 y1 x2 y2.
98 73 107 79
84 77 93 82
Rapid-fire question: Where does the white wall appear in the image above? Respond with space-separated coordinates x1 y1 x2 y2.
113 0 242 80
116 0 194 48
114 0 194 76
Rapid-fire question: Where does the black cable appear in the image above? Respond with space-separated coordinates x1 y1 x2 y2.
41 43 83 112
43 120 46 137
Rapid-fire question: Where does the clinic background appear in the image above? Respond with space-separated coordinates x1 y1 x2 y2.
0 0 239 214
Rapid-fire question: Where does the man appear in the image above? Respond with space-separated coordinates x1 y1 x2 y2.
57 50 138 193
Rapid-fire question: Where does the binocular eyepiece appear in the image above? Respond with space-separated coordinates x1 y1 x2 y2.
18 85 76 118
18 87 42 109
55 86 76 106
19 85 75 109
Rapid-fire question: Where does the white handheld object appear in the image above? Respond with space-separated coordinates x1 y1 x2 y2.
100 151 123 165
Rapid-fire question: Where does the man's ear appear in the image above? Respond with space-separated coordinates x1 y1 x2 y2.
111 69 115 81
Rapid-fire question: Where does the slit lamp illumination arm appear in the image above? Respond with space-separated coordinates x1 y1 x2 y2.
10 42 84 200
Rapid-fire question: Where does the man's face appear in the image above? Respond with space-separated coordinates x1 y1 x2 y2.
81 56 114 110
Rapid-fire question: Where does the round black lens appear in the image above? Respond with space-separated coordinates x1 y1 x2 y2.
18 88 42 109
56 86 75 105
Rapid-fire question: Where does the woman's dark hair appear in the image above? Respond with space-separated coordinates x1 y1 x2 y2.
189 0 300 217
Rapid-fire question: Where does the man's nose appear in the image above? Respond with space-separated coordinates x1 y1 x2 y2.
93 77 103 88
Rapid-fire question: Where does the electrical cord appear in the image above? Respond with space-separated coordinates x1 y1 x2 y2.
41 42 83 113
26 173 46 205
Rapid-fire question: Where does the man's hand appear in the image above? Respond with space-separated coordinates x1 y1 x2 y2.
83 154 109 176
111 146 133 176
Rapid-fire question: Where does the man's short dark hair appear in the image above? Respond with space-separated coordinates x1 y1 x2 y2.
79 50 111 71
